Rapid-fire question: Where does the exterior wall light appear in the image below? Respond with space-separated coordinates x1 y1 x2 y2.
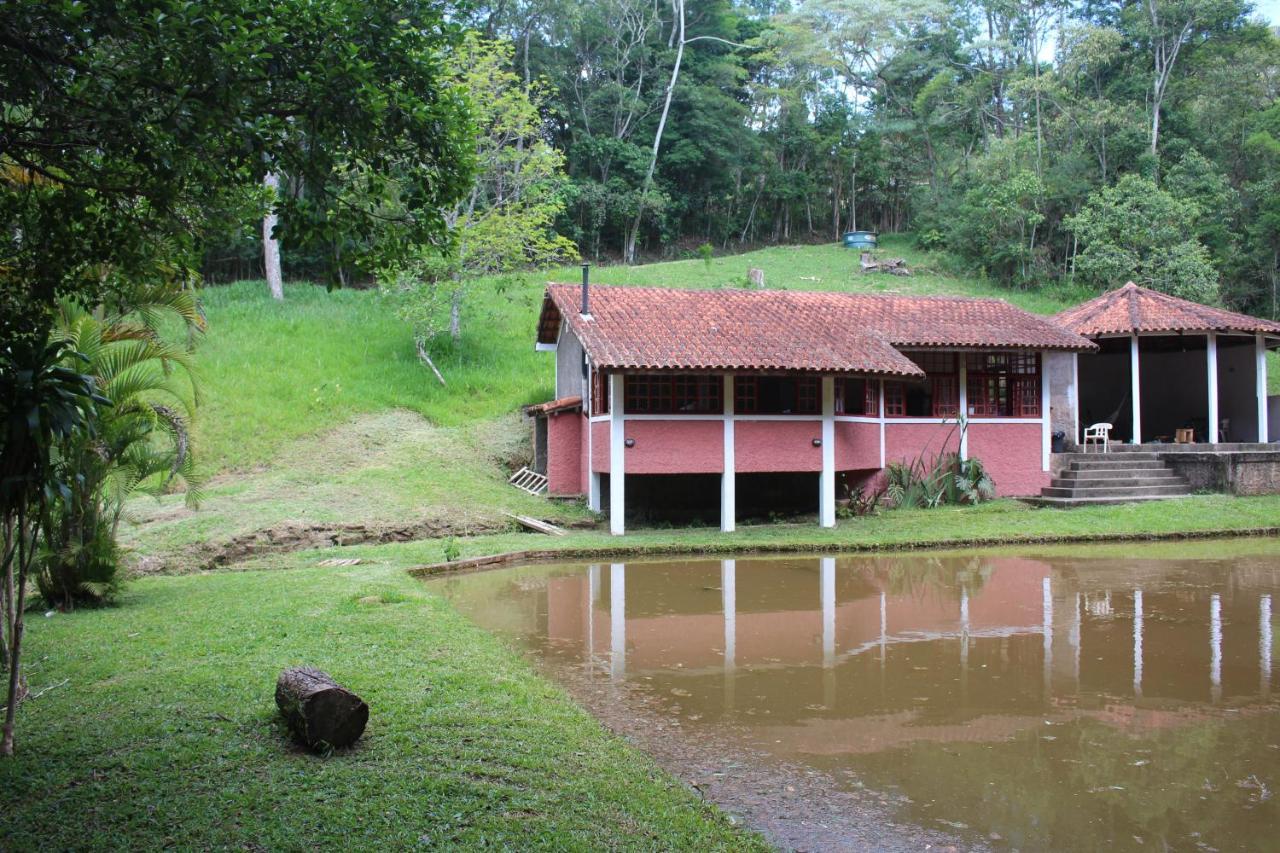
812 438 822 447
625 438 636 448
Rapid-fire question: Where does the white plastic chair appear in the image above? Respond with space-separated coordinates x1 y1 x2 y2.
1083 422 1112 454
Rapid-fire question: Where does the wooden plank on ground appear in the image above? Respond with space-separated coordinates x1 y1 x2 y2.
503 512 568 536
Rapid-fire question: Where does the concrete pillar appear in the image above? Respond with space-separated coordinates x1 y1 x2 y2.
821 557 836 666
1208 333 1219 444
877 379 886 468
1130 334 1142 444
721 374 735 532
1072 352 1080 445
610 562 626 679
1041 351 1051 471
819 376 836 528
1211 593 1222 703
1261 593 1272 697
722 560 736 672
587 365 601 512
1133 588 1144 698
958 353 968 460
1258 333 1270 443
609 374 625 535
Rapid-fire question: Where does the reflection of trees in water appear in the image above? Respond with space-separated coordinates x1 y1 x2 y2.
853 713 1277 850
845 555 992 600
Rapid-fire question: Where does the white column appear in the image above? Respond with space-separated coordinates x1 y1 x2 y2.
1211 593 1223 703
879 589 887 664
1258 333 1270 443
609 374 625 535
819 376 836 528
877 380 886 469
1042 576 1053 698
587 366 601 512
721 374 735 532
1072 352 1080 446
958 353 968 460
1261 593 1272 697
1133 588 1144 697
1041 351 1051 471
821 557 836 666
610 562 626 679
587 564 600 668
722 560 736 673
1208 333 1219 444
1130 334 1142 444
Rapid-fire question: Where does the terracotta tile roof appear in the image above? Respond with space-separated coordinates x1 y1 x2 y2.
537 285 1093 375
1054 281 1280 338
524 396 582 415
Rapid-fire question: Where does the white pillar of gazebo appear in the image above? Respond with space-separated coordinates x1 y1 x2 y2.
1207 333 1219 444
1130 334 1142 444
1258 333 1270 443
818 376 836 528
721 374 735 533
609 375 626 535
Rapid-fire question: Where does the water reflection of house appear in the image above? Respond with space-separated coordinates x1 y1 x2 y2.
533 556 1275 720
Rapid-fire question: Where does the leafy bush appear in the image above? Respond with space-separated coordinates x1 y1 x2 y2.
884 451 995 510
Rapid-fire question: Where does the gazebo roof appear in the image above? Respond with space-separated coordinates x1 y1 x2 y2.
1054 282 1280 338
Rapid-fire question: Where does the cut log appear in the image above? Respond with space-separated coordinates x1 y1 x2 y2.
275 667 368 749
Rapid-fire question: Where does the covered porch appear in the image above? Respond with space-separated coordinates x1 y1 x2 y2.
1056 282 1280 446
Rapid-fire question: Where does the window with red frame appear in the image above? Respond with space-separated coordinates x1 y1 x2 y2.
591 369 609 416
623 374 722 414
734 375 820 415
898 351 959 417
883 382 905 416
966 352 1040 417
836 378 879 416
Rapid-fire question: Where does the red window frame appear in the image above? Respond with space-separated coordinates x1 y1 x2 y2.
884 382 905 417
966 352 1040 418
835 378 880 416
623 373 722 415
734 375 820 415
591 369 609 416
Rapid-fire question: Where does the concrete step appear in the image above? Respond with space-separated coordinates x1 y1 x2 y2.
1051 475 1183 489
1063 452 1162 462
1058 468 1180 481
1108 442 1272 453
1069 459 1167 471
1040 483 1191 499
1028 494 1193 508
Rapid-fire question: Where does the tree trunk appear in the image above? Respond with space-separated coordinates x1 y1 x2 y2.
625 0 686 264
262 172 284 301
275 667 368 749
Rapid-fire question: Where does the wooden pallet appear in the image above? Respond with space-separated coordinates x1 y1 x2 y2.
509 466 549 496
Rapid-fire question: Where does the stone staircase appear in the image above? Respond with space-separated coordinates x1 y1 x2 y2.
1034 451 1192 507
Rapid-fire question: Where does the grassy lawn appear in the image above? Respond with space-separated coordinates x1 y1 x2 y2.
0 561 761 850
224 494 1280 574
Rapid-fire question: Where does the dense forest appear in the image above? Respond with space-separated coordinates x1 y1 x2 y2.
203 0 1280 318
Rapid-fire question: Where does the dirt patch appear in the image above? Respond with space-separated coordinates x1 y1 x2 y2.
129 516 512 575
550 660 978 852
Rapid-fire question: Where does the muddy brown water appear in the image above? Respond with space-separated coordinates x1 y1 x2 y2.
428 539 1280 851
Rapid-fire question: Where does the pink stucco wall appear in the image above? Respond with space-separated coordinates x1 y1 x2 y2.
834 420 880 471
736 419 823 472
546 412 582 496
579 413 590 493
623 419 723 474
967 422 1048 497
591 420 609 473
884 421 962 466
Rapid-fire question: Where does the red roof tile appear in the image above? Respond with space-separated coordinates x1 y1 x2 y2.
537 285 1093 375
524 396 582 415
1054 281 1280 337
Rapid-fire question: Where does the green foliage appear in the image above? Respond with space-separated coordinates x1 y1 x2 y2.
381 34 577 350
442 537 462 563
37 292 205 608
1 0 474 341
698 243 715 270
1066 174 1219 301
884 446 996 510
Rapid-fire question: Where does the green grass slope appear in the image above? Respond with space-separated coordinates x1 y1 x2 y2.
0 561 761 850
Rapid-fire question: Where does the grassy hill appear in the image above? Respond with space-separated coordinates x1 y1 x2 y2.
123 237 1279 571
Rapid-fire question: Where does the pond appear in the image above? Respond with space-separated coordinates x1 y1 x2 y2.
428 539 1280 851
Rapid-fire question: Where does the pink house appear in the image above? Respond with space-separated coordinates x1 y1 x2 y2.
529 275 1097 534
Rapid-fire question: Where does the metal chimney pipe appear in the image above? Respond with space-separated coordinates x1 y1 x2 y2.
581 262 590 315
